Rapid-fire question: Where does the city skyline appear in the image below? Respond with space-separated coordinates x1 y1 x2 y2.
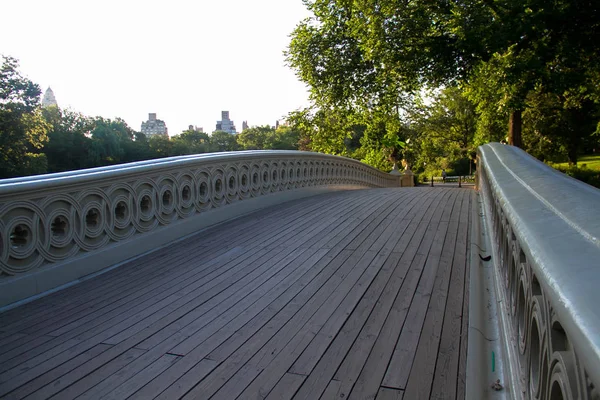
1 0 312 136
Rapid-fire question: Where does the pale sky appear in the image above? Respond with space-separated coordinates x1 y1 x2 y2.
1 0 312 135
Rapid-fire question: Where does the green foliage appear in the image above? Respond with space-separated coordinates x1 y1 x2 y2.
0 56 50 178
170 129 210 155
209 131 239 152
22 153 48 176
551 154 600 170
287 0 600 166
44 109 93 172
551 164 600 189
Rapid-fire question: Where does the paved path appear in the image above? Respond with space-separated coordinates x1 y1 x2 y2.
0 187 474 400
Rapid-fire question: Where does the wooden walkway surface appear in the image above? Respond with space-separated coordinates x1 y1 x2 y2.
0 187 474 400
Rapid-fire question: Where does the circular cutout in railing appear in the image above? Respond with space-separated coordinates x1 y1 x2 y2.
10 224 29 249
199 182 208 197
162 190 173 208
115 201 128 222
181 185 191 202
51 216 68 239
86 208 100 230
140 195 152 214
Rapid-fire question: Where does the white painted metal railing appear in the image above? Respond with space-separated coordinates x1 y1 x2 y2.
0 151 400 307
477 143 600 399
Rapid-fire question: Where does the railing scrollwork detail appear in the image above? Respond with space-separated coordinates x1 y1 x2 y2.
0 151 400 281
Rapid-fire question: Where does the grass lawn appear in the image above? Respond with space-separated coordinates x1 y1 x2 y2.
552 154 600 170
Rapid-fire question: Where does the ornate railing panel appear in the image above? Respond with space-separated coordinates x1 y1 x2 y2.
477 143 600 400
0 151 400 307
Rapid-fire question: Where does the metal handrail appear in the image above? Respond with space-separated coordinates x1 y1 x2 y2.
477 143 600 399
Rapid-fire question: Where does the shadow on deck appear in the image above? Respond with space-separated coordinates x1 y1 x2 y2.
0 187 474 400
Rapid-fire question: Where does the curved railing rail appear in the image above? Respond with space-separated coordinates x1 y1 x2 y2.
477 143 600 400
0 151 400 307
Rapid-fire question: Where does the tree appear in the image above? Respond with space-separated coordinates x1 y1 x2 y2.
236 125 273 150
0 56 50 177
236 125 300 150
148 135 172 158
268 126 300 150
288 0 600 151
88 117 135 166
44 109 94 172
209 131 239 152
170 128 211 155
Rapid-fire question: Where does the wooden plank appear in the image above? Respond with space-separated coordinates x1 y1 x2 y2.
402 191 468 399
82 354 180 400
48 192 380 400
137 248 326 353
138 249 358 400
45 348 147 400
320 379 341 400
222 191 443 399
329 193 456 400
207 249 384 400
0 338 83 384
290 189 447 379
322 190 424 251
456 191 474 400
381 191 463 390
3 343 112 399
292 191 454 400
0 246 275 380
50 192 390 398
134 193 399 399
430 190 471 400
377 387 405 400
86 247 322 394
0 332 28 349
70 247 316 394
0 334 55 365
166 194 403 400
343 190 458 399
264 373 305 400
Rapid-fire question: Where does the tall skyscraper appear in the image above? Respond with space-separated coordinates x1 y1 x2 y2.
141 113 168 137
242 121 249 131
41 87 58 108
215 111 237 134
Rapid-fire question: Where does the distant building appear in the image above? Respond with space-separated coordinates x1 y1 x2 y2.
242 121 249 131
141 113 168 137
188 125 204 133
41 87 58 108
215 111 237 134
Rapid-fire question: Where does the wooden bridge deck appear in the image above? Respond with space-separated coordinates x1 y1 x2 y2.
0 187 474 400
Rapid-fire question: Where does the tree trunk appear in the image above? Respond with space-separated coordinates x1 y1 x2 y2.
508 110 523 148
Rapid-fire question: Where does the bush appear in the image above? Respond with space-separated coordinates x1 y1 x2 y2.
553 165 600 189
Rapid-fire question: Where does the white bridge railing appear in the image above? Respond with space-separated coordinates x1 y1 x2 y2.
477 143 600 399
0 151 400 308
